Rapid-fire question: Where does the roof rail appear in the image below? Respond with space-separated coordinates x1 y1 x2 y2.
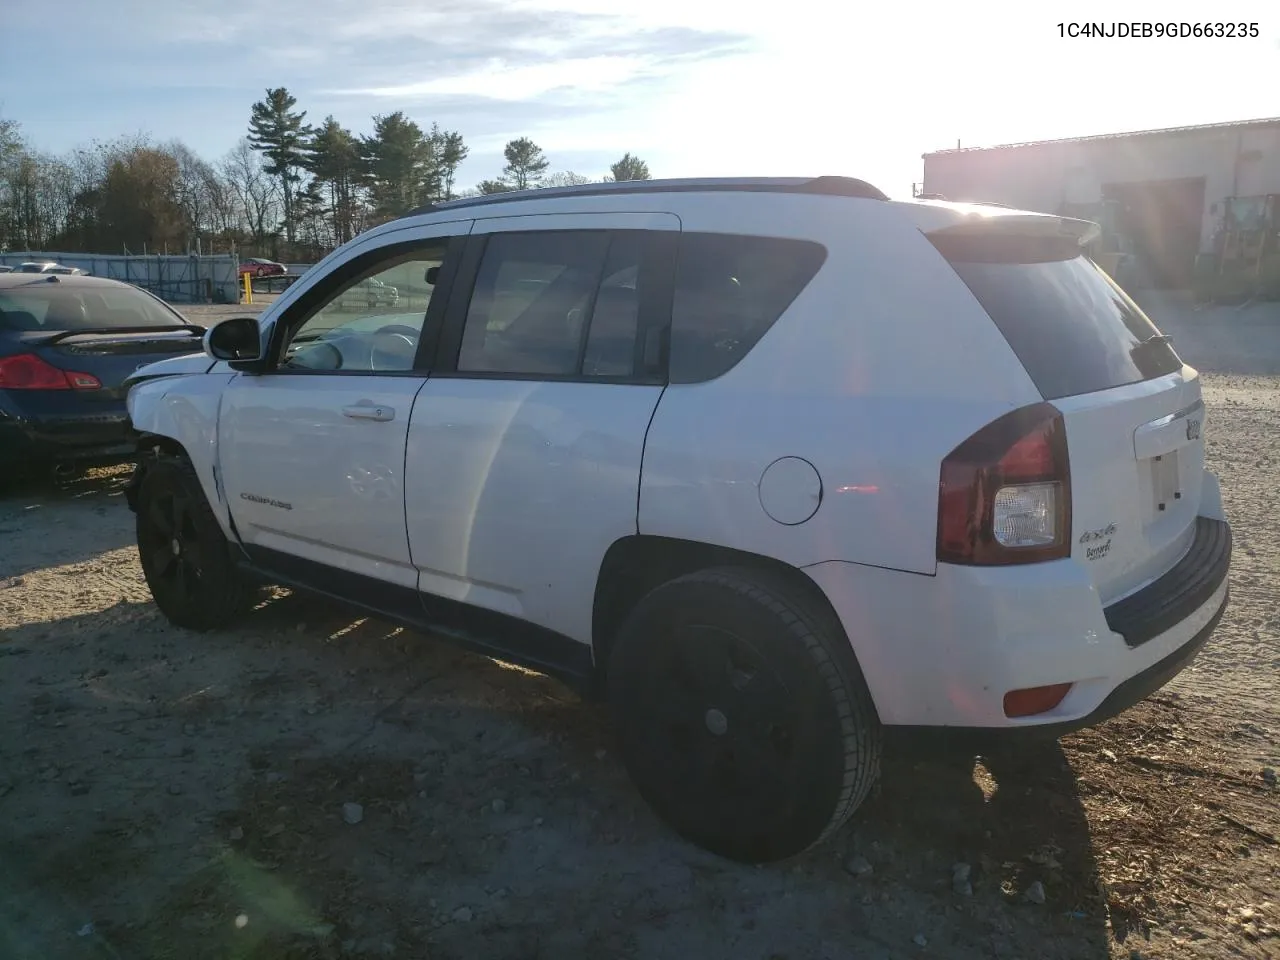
406 175 888 218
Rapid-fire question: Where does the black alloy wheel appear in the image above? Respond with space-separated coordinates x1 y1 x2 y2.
136 455 248 630
608 566 881 863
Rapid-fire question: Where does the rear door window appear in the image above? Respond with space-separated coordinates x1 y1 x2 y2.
581 233 645 378
931 233 1183 400
456 230 649 379
669 234 827 383
457 230 611 376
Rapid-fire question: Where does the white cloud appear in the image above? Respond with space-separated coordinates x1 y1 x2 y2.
329 55 656 102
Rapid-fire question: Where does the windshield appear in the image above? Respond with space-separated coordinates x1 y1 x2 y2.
0 282 187 331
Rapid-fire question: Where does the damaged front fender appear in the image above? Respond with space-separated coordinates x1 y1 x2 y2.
126 369 238 537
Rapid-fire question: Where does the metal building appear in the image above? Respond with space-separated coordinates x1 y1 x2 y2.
921 117 1280 290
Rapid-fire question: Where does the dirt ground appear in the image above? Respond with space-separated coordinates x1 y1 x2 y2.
1 295 1277 960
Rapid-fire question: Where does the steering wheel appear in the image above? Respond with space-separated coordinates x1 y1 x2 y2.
375 324 421 339
369 331 418 370
288 338 345 371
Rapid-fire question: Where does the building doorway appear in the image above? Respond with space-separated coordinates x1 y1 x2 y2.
1102 177 1206 289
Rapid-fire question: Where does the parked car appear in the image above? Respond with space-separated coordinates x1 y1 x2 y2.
15 261 85 275
332 276 399 311
123 177 1231 864
238 257 287 278
0 265 12 273
0 273 205 476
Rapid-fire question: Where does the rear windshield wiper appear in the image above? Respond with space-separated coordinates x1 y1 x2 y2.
36 324 206 344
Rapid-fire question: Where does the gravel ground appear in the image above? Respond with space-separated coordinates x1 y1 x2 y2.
0 296 1276 960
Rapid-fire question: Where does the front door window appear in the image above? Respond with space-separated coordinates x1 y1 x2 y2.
283 248 447 373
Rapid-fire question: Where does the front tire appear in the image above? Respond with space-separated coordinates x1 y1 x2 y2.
136 455 248 631
607 566 881 863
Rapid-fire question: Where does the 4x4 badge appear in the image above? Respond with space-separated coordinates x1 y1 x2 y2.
1079 523 1116 544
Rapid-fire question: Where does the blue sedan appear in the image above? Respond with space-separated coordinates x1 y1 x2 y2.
0 273 206 477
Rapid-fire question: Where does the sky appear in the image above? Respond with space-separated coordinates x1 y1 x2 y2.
1 0 1277 198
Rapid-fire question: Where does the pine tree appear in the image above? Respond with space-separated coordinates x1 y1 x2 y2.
305 116 364 245
247 88 313 246
609 153 651 182
501 137 550 190
361 112 437 218
428 124 468 202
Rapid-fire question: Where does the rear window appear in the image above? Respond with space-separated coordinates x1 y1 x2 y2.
0 284 185 331
669 234 827 384
931 233 1182 400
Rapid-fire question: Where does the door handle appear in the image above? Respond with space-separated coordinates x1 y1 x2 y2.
342 403 395 422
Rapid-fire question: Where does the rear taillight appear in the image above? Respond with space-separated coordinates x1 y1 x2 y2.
937 402 1071 565
0 353 102 391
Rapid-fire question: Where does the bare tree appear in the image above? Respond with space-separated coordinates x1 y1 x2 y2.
202 165 239 247
0 116 25 250
1 149 76 250
222 138 281 247
168 140 225 252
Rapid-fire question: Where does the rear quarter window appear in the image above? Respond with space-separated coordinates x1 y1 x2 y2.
931 233 1182 400
669 233 827 384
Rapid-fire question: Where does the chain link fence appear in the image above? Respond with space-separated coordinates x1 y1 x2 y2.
0 252 242 304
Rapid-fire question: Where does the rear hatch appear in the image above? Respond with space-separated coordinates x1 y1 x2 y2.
27 327 205 399
925 208 1201 605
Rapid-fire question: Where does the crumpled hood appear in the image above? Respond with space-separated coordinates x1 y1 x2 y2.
128 352 221 383
124 351 234 422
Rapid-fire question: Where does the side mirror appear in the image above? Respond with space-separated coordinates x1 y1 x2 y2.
205 317 262 362
425 266 440 285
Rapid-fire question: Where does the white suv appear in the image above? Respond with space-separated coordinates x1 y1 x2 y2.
124 177 1232 863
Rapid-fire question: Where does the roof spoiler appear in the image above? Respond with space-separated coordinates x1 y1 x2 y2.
925 209 1101 247
29 324 205 345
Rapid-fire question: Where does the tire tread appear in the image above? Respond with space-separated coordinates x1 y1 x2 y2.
610 563 881 860
678 567 881 851
137 454 249 631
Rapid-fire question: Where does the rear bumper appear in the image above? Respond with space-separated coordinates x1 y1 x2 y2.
804 514 1232 733
1104 516 1231 648
887 583 1228 750
1045 582 1226 733
0 391 133 466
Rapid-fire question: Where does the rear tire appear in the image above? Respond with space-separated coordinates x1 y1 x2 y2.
607 566 881 863
136 455 249 631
